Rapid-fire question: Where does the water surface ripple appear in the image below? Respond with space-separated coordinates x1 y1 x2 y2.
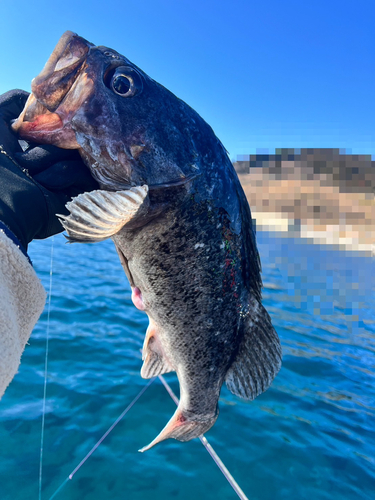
0 232 373 500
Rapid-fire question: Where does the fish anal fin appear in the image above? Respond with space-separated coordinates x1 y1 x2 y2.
139 407 217 452
140 318 174 379
58 185 149 243
141 349 174 379
225 298 282 400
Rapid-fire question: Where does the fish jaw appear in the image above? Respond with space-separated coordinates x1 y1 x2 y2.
31 31 92 111
12 31 92 148
139 406 218 452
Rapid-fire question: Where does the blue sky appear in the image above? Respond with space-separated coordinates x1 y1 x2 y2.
1 0 374 159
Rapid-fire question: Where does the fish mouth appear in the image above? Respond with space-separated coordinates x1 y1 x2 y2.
12 94 66 143
12 31 93 148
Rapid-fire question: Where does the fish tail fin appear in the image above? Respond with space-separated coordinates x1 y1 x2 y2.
139 406 218 452
225 297 282 400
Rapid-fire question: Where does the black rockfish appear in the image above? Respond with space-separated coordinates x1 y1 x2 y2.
13 31 282 451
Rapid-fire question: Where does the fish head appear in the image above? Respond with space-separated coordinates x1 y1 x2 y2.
13 31 202 190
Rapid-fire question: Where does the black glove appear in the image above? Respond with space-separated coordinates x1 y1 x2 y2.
0 89 99 252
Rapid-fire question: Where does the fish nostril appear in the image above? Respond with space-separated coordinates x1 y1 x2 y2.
103 51 120 59
130 144 145 159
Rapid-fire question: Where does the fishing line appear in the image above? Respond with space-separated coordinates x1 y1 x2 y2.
158 375 250 500
40 241 247 499
48 378 155 500
48 372 249 500
38 236 54 500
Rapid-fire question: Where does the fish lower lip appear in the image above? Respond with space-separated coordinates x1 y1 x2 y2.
11 93 79 148
12 94 58 133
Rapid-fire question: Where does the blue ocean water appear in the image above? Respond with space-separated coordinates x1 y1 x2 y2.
0 231 374 500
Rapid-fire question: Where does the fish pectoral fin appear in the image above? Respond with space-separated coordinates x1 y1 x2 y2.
57 185 149 242
225 298 282 400
139 407 217 452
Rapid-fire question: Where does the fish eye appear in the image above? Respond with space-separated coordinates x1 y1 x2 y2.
106 66 143 97
112 74 131 96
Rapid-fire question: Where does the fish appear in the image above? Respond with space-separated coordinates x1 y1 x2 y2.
12 31 282 451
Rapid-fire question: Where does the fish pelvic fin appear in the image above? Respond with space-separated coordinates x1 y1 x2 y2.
57 185 149 243
139 407 218 452
225 297 282 400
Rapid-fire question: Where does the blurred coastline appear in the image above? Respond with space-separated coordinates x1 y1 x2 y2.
235 149 374 255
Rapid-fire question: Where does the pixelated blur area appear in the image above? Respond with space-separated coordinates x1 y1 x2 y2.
235 148 374 254
235 148 374 321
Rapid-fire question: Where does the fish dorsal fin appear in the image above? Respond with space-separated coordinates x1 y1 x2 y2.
58 185 149 242
140 318 174 379
225 298 282 400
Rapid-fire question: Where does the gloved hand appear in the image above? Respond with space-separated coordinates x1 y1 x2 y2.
0 89 99 252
